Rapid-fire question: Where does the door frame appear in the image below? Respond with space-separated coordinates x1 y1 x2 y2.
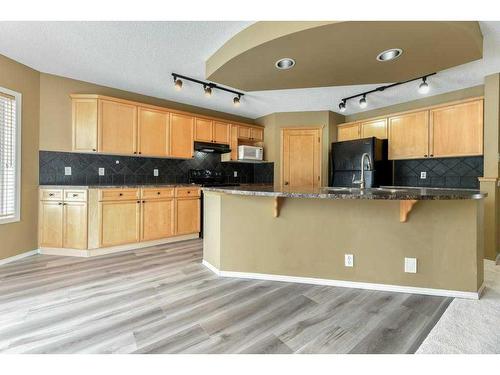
280 126 323 187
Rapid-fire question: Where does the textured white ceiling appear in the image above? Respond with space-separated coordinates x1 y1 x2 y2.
0 21 499 119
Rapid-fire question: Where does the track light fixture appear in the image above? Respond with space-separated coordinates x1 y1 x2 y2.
337 73 436 113
171 73 244 107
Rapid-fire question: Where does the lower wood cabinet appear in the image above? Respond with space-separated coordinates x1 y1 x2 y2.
176 197 201 235
39 201 64 248
99 200 141 247
141 198 175 241
63 202 88 249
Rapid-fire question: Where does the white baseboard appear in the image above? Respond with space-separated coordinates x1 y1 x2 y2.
0 249 39 266
496 253 500 265
202 260 481 300
40 233 199 258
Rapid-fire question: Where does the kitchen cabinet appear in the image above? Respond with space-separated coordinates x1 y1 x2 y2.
99 200 141 247
63 202 88 250
237 125 251 140
194 118 214 142
337 123 360 141
138 107 169 157
229 124 239 161
99 99 137 155
39 201 64 248
361 118 387 139
250 127 264 141
213 121 230 144
388 110 429 160
176 198 200 235
237 125 264 141
170 113 194 158
72 98 98 152
430 100 483 157
141 188 175 241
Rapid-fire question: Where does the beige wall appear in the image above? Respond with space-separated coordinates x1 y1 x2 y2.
255 111 345 184
345 85 484 122
204 193 484 293
39 73 256 152
0 55 40 260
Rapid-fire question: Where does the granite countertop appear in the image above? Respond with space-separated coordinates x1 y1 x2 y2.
39 183 200 189
202 185 487 200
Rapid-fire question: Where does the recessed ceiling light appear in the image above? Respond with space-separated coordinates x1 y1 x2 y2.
376 48 403 62
275 58 295 70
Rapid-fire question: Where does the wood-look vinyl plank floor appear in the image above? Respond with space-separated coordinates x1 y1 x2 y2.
0 239 452 354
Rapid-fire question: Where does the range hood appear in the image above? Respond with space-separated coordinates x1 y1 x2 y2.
194 141 231 154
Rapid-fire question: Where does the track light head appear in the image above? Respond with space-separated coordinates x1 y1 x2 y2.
174 77 183 91
359 95 367 109
418 77 430 94
339 101 346 112
233 95 241 107
204 85 212 98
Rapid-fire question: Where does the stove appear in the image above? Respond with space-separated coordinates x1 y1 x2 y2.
188 169 240 187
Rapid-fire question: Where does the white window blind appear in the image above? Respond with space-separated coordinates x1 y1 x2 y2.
0 88 20 224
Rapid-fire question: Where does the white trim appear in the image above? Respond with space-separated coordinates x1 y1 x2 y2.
496 253 500 265
0 86 22 225
0 248 38 266
39 233 199 258
202 260 482 300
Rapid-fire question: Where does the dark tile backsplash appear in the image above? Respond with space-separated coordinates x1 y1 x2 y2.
394 156 483 189
39 151 274 186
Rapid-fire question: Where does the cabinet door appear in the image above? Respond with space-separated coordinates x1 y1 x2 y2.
170 113 194 158
430 100 483 157
238 125 251 140
72 98 98 152
194 118 213 142
99 99 137 154
337 123 360 141
100 200 140 247
39 201 63 248
176 198 200 235
213 121 230 144
138 107 169 157
63 202 88 249
141 199 175 241
230 125 239 161
250 127 263 141
388 111 429 160
361 118 387 139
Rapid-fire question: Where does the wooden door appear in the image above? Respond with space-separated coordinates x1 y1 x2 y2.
388 111 429 160
39 201 63 248
337 123 360 141
63 202 88 249
238 125 251 140
141 199 175 241
170 113 194 158
194 118 213 142
282 128 322 188
213 121 230 144
361 118 387 139
100 200 140 247
99 99 137 154
250 127 264 141
430 100 483 157
138 107 169 157
72 98 98 152
230 125 239 160
176 198 200 235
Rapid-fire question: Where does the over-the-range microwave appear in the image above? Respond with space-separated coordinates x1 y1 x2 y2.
238 145 263 161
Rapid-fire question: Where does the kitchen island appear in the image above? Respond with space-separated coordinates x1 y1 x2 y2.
202 185 486 299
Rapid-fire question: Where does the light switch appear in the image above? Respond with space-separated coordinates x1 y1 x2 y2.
404 257 417 273
234 171 238 177
64 167 72 176
98 168 105 176
153 169 159 177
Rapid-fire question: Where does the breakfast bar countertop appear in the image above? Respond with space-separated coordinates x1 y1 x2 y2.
202 185 487 200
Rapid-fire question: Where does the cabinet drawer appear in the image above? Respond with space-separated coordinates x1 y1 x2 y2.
40 189 63 201
175 187 201 198
99 189 139 201
63 189 88 202
141 188 175 199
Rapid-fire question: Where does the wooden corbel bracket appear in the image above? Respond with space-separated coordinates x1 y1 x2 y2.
400 200 418 222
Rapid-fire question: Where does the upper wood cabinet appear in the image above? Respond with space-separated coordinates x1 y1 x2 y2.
237 125 251 140
194 118 214 142
138 107 169 157
72 98 98 152
213 121 230 144
430 100 483 158
237 125 264 141
388 110 429 160
250 127 264 141
99 99 137 155
170 113 194 158
361 118 387 139
337 123 360 142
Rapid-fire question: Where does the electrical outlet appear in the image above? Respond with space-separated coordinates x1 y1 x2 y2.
153 169 159 177
404 257 417 273
98 168 105 176
420 171 427 179
115 160 120 164
234 171 238 177
64 167 72 176
344 254 354 267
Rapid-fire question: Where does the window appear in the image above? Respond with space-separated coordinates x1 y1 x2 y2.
0 87 21 224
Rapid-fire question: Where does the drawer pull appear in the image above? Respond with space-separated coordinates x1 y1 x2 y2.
187 191 191 194
72 194 78 197
157 192 161 195
49 193 54 196
119 193 123 196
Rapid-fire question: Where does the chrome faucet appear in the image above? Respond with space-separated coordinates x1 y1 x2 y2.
352 153 372 189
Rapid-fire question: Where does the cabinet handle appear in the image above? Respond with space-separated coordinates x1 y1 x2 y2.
137 200 140 203
424 154 428 158
430 154 434 157
138 152 142 155
142 200 145 203
58 202 63 205
187 191 191 194
119 193 123 196
92 149 97 152
72 194 78 197
49 193 54 196
284 181 289 186
157 192 161 195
